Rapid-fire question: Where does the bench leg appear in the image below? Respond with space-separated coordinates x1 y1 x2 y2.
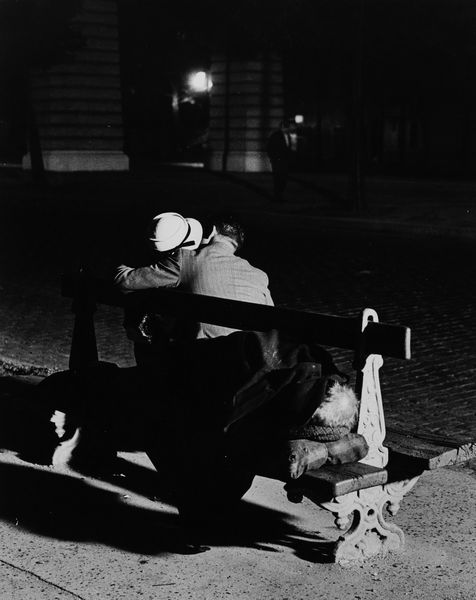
318 476 420 563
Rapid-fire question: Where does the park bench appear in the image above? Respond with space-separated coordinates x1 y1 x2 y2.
60 270 475 564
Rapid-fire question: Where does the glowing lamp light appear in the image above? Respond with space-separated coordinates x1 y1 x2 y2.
188 71 213 93
294 114 304 124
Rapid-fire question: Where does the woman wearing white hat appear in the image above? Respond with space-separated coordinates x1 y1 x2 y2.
148 212 203 253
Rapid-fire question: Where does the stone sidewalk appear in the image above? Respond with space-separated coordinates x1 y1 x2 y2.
0 441 474 600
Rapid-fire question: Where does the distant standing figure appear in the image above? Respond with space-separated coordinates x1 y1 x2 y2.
266 119 297 202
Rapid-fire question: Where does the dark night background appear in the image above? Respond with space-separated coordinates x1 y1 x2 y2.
1 0 476 179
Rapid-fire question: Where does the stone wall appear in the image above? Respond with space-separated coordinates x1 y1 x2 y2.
23 0 128 172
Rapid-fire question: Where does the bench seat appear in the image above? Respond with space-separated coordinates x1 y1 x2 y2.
282 428 475 499
385 429 476 470
287 462 389 498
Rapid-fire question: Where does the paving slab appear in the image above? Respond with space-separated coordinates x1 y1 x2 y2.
0 448 474 600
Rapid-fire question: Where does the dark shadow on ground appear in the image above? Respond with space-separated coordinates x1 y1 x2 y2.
0 374 176 505
187 496 336 563
0 460 181 554
0 375 337 562
0 375 58 465
0 458 336 561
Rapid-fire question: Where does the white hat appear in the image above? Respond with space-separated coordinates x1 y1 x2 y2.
149 212 203 252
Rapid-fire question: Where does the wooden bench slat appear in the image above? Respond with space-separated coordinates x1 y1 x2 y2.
296 462 389 497
61 274 411 359
365 321 411 360
385 430 476 470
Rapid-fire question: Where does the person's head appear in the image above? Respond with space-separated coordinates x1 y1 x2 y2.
281 118 297 133
312 381 358 430
211 215 245 253
148 212 203 254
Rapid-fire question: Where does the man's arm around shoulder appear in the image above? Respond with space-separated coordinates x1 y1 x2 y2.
114 253 181 292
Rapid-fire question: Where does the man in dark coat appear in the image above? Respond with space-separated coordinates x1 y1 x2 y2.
36 330 367 551
129 329 352 536
266 120 297 202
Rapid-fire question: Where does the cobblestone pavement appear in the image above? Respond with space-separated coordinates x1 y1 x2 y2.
244 223 476 442
0 169 475 442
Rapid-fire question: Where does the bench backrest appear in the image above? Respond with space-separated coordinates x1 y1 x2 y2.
62 272 410 358
61 271 411 469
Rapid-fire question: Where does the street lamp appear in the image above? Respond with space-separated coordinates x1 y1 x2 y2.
188 71 213 93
